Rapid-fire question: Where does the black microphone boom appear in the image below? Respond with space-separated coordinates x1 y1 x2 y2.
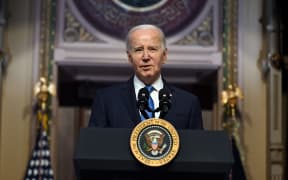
137 88 149 111
137 88 150 119
159 88 172 118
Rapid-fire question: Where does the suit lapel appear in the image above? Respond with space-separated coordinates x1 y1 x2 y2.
120 77 141 125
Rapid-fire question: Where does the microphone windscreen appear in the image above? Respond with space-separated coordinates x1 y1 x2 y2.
158 88 172 117
137 88 149 111
138 88 149 101
159 88 171 100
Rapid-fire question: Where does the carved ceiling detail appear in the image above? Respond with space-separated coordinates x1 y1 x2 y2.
173 10 214 46
64 4 103 43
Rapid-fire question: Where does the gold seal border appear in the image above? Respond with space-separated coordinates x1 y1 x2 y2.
130 118 180 167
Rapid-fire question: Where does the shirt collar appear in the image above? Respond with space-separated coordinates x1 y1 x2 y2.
134 75 164 94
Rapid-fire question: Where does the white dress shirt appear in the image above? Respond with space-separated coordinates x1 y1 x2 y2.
134 75 164 118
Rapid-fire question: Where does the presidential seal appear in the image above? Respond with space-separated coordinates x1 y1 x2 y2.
130 118 179 167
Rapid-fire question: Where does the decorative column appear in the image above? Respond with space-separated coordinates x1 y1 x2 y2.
0 0 9 118
222 0 246 177
263 0 285 179
23 0 57 179
35 0 56 144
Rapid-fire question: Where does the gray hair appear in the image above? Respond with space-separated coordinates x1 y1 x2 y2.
126 24 166 51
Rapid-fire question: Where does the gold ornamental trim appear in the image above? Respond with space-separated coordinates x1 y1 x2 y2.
130 118 180 167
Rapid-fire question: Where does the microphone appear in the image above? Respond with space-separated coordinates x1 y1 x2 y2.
159 88 172 118
137 88 149 119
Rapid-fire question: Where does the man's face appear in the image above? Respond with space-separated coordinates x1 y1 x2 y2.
127 28 167 85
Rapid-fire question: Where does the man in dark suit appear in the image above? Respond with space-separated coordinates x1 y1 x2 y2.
88 24 203 129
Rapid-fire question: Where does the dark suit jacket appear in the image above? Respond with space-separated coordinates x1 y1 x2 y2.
88 77 203 129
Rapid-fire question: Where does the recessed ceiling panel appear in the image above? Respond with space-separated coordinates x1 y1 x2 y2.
73 0 207 40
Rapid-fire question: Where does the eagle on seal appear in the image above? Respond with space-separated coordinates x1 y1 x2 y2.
145 132 166 156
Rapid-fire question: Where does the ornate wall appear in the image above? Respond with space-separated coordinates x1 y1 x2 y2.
52 1 224 179
55 0 221 67
1 0 285 180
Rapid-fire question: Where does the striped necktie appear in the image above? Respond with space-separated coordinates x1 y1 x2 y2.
140 85 155 120
145 85 155 118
